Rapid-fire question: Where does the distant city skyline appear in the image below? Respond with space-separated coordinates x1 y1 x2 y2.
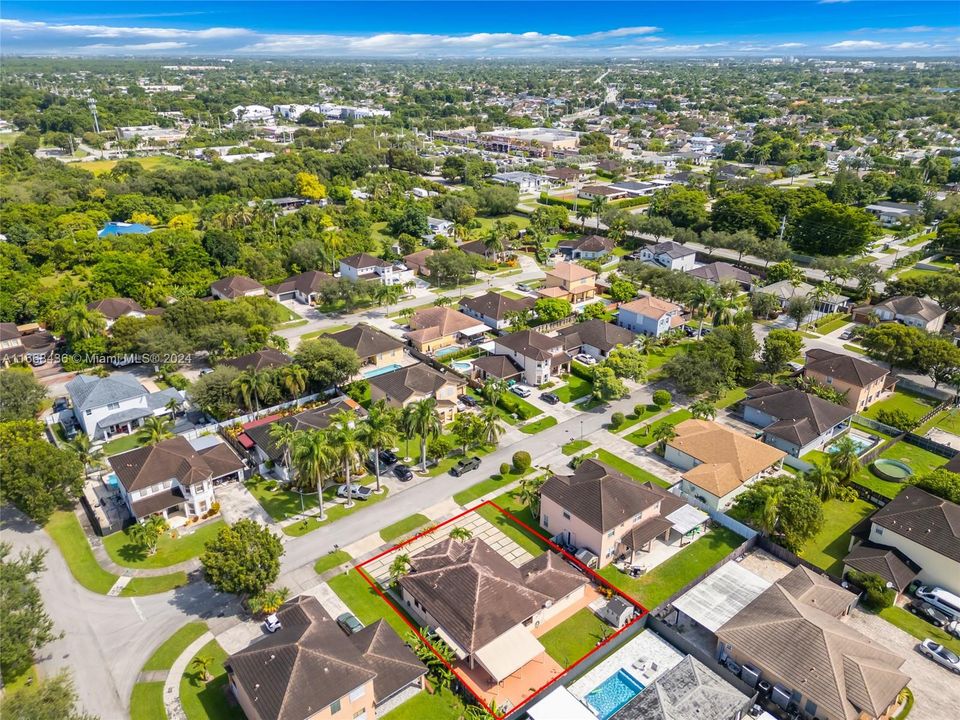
2 1 957 57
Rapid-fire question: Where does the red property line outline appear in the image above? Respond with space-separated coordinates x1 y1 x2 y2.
354 500 649 719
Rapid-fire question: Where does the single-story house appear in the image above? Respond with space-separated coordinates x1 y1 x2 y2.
459 291 535 331
426 216 454 239
368 362 465 422
267 270 334 305
555 319 636 360
759 281 850 315
219 348 291 373
617 295 685 338
491 171 551 193
802 349 892 413
865 201 923 227
639 242 697 272
842 541 920 597
493 329 570 385
852 295 947 333
741 382 853 457
403 249 435 277
687 262 756 291
66 372 184 441
327 324 406 373
210 275 265 300
87 297 146 327
609 180 660 198
544 166 585 183
556 234 616 260
579 184 629 201
404 306 488 354
470 354 524 384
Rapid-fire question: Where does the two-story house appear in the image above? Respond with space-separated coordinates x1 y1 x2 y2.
66 372 184 441
339 253 413 286
209 275 266 300
266 270 334 305
227 595 426 720
368 362 465 422
539 262 597 304
617 296 685 337
555 319 636 360
539 459 705 567
108 435 244 522
802 349 892 413
741 383 854 457
0 322 56 367
404 306 487 354
326 324 406 375
493 329 570 385
639 241 697 272
459 291 535 331
853 295 947 333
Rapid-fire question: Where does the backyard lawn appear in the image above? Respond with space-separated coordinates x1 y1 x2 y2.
645 344 687 374
382 687 469 720
179 639 233 720
599 527 745 610
478 491 550 555
539 608 613 666
314 550 352 575
798 498 875 576
861 390 938 424
327 570 412 637
103 520 225 569
589 449 672 488
877 441 949 476
554 374 593 403
102 432 146 456
380 513 431 542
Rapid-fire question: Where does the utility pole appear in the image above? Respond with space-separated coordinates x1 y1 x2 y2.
87 97 100 134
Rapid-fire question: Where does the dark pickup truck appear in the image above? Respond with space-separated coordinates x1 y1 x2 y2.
450 456 481 477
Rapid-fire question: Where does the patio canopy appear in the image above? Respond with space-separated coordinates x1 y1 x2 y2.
474 624 545 683
672 561 770 633
527 687 596 720
666 504 710 536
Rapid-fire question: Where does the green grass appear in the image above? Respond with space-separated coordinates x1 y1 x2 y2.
861 390 937 424
878 606 960 655
282 487 391 537
129 682 167 720
625 409 693 447
103 520 225 569
554 374 593 403
3 665 38 694
179 639 232 720
520 416 558 434
798 499 875 576
934 409 960 434
851 422 895 441
143 622 209 672
45 511 118 594
589 449 671 488
896 268 941 281
425 443 495 478
102 432 146 456
300 324 351 340
842 344 865 354
452 469 528 505
645 344 687 374
615 403 667 432
877 441 949 476
314 550 352 575
79 155 189 176
381 514 431 542
716 386 748 409
813 314 852 335
477 490 550 555
382 687 469 720
500 290 525 300
122 573 190 596
903 231 936 247
539 608 613 666
599 527 744 609
327 570 412 637
562 439 592 455
472 213 531 232
501 391 542 420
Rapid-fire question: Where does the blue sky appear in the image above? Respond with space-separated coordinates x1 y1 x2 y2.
2 1 958 57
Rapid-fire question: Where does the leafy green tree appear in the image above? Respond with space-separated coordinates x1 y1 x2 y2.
579 302 607 321
649 186 708 228
425 250 480 287
733 477 823 551
0 544 59 684
329 410 365 508
0 368 46 421
188 366 242 420
652 390 672 408
859 324 929 374
805 463 840 501
390 554 411 583
761 329 803 373
912 468 960 504
294 338 361 390
128 515 169 555
651 422 677 452
137 416 173 445
0 671 96 720
603 346 646 382
689 399 716 420
784 296 814 330
592 366 627 402
533 297 573 323
449 526 472 541
789 200 879 256
201 519 283 598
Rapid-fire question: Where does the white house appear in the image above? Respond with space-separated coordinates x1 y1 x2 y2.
853 296 947 333
617 295 685 337
339 253 413 286
639 241 697 271
229 104 273 123
426 216 454 239
493 329 569 385
491 171 551 193
66 373 184 441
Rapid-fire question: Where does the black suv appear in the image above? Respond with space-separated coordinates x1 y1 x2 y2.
540 392 560 405
394 464 414 482
458 394 478 407
908 600 951 627
451 456 481 476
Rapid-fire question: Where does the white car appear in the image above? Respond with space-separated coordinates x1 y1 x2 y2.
920 639 960 673
574 353 597 366
264 614 282 633
510 385 532 398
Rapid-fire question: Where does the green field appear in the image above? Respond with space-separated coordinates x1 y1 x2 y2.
77 155 189 176
477 490 550 556
129 682 167 720
314 550 353 575
103 520 224 569
143 622 209 672
539 608 612 666
102 432 146 456
520 416 558 434
589 449 672 488
798 499 875 576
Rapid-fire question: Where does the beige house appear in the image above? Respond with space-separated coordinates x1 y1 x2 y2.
404 306 487 354
327 323 406 372
210 275 266 300
802 348 892 413
853 295 947 333
540 261 597 303
539 459 704 567
368 362 465 422
665 419 786 511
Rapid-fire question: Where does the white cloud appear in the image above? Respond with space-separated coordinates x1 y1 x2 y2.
80 41 190 51
825 40 888 49
775 42 807 48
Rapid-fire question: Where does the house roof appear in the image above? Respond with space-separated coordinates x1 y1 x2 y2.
244 397 366 462
108 436 244 492
649 241 695 259
340 252 391 269
66 372 147 412
327 324 403 360
0 322 20 342
267 270 334 297
616 656 751 720
407 306 484 338
471 354 524 379
403 249 434 270
368 363 464 404
803 349 888 389
619 295 682 320
398 538 585 653
761 281 850 306
717 567 909 720
226 596 425 720
544 166 582 180
558 235 616 253
580 184 624 197
867 295 946 322
459 292 534 321
210 275 264 298
220 348 292 373
687 262 756 285
669 420 786 497
458 239 494 257
743 385 853 448
547 261 596 283
556 319 636 354
541 459 683 533
87 297 145 319
494 329 563 362
844 542 921 592
869 487 960 564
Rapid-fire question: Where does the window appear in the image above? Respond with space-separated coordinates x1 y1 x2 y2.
875 527 883 536
353 711 366 720
107 402 120 410
86 409 92 415
562 512 571 520
607 530 615 538
349 686 366 702
330 699 342 714
542 516 548 527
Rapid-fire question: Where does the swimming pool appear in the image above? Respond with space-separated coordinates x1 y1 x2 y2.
584 669 645 720
105 473 120 487
827 430 876 456
433 346 464 358
452 360 473 372
363 363 402 379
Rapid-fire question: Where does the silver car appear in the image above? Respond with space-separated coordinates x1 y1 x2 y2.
919 639 960 674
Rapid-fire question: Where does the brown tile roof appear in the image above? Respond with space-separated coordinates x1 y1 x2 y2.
403 249 434 273
717 567 908 720
341 252 391 269
687 261 756 286
368 363 464 404
226 595 425 720
457 239 495 258
494 329 563 361
803 349 888 389
459 292 534 322
869 487 960 563
557 319 636 354
87 297 145 319
471 354 523 379
0 322 20 342
558 235 616 253
398 539 584 653
244 397 366 462
547 261 597 283
210 275 264 298
219 348 292 373
407 307 483 337
131 486 186 517
619 295 682 320
742 386 853 447
108 436 244 492
669 420 786 497
843 542 920 592
327 323 404 360
545 167 582 181
267 270 334 297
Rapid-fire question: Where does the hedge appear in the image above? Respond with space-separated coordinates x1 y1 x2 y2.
570 360 595 382
498 392 539 420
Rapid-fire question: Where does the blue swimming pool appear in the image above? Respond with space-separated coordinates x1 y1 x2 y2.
363 363 402 379
827 430 876 456
433 346 463 358
105 473 120 487
585 669 645 719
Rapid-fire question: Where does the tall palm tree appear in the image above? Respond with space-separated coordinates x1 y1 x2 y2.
589 195 608 230
330 410 364 508
278 365 308 402
483 378 506 408
478 405 505 447
233 369 271 412
361 400 399 492
758 484 783 536
689 400 716 421
409 398 442 472
806 463 840 501
269 422 298 479
60 304 105 343
400 405 418 460
690 283 716 338
449 526 472 541
291 430 335 520
710 294 741 327
71 434 104 475
138 416 173 445
651 422 677 453
829 435 862 484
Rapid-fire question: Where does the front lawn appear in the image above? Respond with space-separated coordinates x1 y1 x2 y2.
327 570 412 637
143 622 208 671
878 605 960 655
562 439 592 455
625 409 693 447
121 573 189 596
798 498 875 576
382 687 470 720
130 682 166 720
45 511 118 594
381 513 431 542
283 487 391 537
645 344 687 374
520 416 558 434
554 374 593 403
452 468 529 506
478 491 550 555
861 390 938 424
615 403 668 432
179 639 232 720
103 520 225 569
539 608 612 666
599 527 745 610
314 550 352 575
589 449 671 488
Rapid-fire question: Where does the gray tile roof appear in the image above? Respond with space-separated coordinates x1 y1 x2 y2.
870 487 960 563
210 275 264 298
327 324 404 360
843 541 920 592
743 385 853 447
459 292 534 321
870 295 946 322
687 261 756 286
556 319 636 354
244 397 367 462
494 329 563 361
219 348 292 372
86 297 145 319
650 241 696 259
67 373 147 412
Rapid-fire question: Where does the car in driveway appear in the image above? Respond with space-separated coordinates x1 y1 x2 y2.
450 456 481 476
840 329 854 340
573 353 597 366
264 614 282 633
52 397 70 413
458 393 478 407
919 639 960 673
510 385 532 398
908 600 951 627
336 484 374 501
337 612 364 635
540 392 559 405
394 464 414 482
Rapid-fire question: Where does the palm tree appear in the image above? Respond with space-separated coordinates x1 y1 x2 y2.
758 486 783 536
291 430 336 520
138 416 173 445
389 554 411 583
690 283 716 338
518 475 546 515
576 205 589 229
806 463 840 501
269 422 298 479
483 378 506 408
589 195 608 230
278 365 308 402
71 434 104 475
829 435 862 484
408 398 442 471
689 400 716 421
60 304 105 343
651 422 677 453
710 294 741 327
191 655 214 683
233 369 271 412
361 400 399 492
449 526 472 541
330 410 364 509
400 405 418 460
478 405 505 447
129 514 168 554
164 397 183 418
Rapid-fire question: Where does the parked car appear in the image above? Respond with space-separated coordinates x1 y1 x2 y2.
510 385 532 398
451 456 481 477
517 283 532 293
336 484 374 501
336 612 364 635
919 639 960 673
574 353 597 366
52 397 70 413
946 620 960 640
540 392 559 405
840 329 854 340
378 449 398 466
264 614 281 633
458 393 478 407
908 600 951 627
682 325 698 337
394 464 414 482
